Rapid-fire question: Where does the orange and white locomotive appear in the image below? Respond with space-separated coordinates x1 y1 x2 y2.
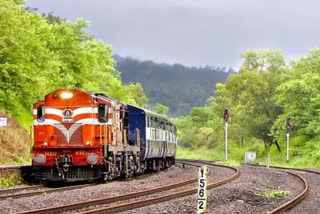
32 88 177 182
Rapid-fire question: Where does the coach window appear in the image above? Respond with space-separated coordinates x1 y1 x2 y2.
161 121 165 130
37 105 45 122
98 104 109 123
147 116 151 127
154 117 158 127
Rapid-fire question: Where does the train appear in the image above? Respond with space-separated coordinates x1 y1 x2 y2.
31 88 177 182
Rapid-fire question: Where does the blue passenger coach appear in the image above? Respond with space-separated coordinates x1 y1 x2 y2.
127 104 177 168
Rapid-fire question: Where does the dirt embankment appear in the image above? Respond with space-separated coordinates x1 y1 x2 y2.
0 112 31 164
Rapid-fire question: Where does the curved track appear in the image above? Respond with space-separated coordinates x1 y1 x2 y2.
249 164 317 213
17 160 239 214
269 170 308 214
77 160 239 214
3 162 314 213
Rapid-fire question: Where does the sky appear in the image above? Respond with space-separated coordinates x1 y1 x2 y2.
26 0 320 69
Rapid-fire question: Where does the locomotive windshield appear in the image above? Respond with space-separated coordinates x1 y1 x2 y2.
98 103 109 122
37 105 45 122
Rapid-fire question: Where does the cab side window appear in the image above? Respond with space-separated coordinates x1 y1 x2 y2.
37 105 45 122
98 104 109 123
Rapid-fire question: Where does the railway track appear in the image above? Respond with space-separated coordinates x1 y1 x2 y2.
248 164 320 213
0 185 43 197
3 161 314 213
268 170 308 214
177 161 312 213
0 183 94 200
16 160 239 214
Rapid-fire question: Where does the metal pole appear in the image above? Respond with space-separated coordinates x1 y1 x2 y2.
286 133 290 162
225 122 228 161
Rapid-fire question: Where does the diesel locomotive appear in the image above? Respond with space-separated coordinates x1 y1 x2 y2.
31 88 177 182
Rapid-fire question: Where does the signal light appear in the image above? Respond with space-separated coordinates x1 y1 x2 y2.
286 117 291 133
224 109 229 122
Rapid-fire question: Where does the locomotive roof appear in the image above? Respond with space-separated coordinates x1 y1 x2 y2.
34 89 174 125
92 92 126 105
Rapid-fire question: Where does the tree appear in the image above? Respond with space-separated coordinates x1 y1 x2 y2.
213 49 286 149
154 103 169 116
126 82 148 108
0 0 59 112
272 49 320 139
0 0 145 127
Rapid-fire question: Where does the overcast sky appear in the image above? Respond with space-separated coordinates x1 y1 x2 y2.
26 0 320 69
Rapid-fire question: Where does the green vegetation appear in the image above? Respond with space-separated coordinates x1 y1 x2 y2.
154 103 169 116
0 0 148 129
177 135 320 168
264 189 291 198
0 0 148 164
0 174 22 188
176 49 320 168
116 55 231 116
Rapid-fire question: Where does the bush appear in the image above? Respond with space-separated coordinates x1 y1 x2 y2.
0 174 22 188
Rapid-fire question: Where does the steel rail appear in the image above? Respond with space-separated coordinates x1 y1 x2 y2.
0 185 43 197
268 170 309 214
1 183 94 200
17 161 204 214
246 163 315 213
77 160 239 214
16 160 239 214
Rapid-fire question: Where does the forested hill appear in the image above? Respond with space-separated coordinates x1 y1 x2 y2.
115 55 232 116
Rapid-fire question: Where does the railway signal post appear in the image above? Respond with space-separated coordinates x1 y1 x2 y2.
224 109 229 161
286 117 292 162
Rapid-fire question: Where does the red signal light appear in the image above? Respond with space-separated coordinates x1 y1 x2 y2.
224 109 229 122
286 117 291 134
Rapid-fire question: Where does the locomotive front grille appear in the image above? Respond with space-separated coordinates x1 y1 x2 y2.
36 166 101 181
54 123 82 144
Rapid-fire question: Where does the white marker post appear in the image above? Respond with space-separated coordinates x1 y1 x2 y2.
286 133 290 162
197 165 208 213
225 122 228 161
286 117 291 162
223 109 229 161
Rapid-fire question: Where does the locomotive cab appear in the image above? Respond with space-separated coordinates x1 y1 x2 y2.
31 89 120 182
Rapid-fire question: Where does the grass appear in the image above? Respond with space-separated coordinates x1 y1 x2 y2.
177 147 221 161
176 146 241 166
177 135 320 168
0 174 22 188
264 189 291 198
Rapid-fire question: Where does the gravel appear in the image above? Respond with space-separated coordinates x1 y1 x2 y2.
122 165 309 214
0 164 319 214
287 170 320 213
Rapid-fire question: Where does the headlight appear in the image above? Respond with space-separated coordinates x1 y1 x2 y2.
61 92 73 99
87 153 98 164
33 154 46 165
43 141 48 146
